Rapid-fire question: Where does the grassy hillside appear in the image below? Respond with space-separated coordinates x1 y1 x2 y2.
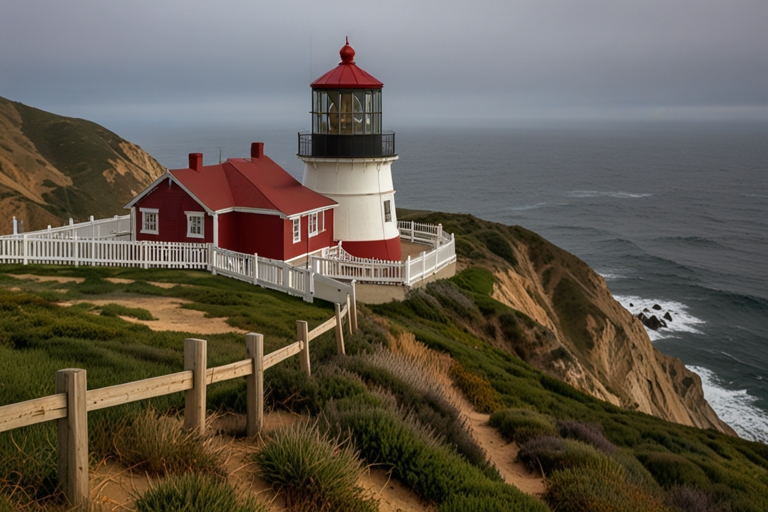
0 263 766 511
0 96 164 232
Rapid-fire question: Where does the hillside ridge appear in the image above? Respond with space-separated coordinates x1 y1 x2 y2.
0 96 164 233
399 209 733 435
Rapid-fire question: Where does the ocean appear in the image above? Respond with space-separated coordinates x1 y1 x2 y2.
117 120 768 443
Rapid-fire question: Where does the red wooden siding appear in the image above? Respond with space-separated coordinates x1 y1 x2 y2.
135 181 212 244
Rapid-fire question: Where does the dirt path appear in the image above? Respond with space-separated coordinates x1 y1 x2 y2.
455 395 546 497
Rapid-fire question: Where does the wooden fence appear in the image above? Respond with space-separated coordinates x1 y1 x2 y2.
0 305 355 507
9 215 132 240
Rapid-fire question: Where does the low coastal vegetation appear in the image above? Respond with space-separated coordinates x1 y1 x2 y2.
1 221 768 512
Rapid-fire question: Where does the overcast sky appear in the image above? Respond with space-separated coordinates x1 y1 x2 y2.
1 0 766 128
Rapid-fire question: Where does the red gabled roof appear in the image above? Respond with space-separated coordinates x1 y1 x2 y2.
311 38 383 89
168 154 336 217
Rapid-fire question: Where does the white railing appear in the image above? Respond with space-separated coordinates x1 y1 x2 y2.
6 215 132 240
398 221 445 247
211 247 312 302
209 247 355 305
0 237 208 269
310 222 456 286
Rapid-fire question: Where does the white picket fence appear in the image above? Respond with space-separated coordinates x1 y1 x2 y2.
10 215 132 240
310 222 456 286
0 237 208 269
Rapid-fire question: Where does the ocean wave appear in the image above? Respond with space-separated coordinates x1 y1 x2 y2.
566 190 652 199
509 202 551 211
613 295 705 342
597 269 628 280
687 365 768 443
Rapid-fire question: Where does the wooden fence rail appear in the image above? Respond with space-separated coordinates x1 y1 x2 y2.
0 306 353 507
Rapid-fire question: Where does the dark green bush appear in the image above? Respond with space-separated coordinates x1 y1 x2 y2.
544 459 669 512
665 486 715 512
135 473 266 512
637 452 709 489
518 436 610 476
558 420 616 454
100 303 156 320
326 401 547 511
254 421 377 512
489 408 556 443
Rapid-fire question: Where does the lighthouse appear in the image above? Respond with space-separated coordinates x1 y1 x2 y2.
298 38 401 261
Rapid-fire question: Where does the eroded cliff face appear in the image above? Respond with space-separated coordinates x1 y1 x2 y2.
489 232 734 435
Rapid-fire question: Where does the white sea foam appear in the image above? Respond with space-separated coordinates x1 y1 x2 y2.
687 365 768 443
567 190 652 199
597 269 627 280
613 295 704 342
509 202 550 211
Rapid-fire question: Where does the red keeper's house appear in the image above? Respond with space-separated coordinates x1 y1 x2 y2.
125 142 337 262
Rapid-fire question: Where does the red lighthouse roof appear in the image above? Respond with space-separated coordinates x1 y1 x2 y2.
311 38 383 89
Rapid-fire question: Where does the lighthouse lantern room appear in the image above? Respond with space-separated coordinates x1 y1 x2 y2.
298 38 401 261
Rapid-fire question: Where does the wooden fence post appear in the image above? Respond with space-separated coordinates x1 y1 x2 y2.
253 254 259 285
346 295 353 335
184 338 207 435
246 333 264 437
350 281 358 333
334 304 345 355
56 368 88 507
297 320 311 376
22 234 28 265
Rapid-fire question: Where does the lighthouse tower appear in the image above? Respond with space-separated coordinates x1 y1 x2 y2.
298 38 401 261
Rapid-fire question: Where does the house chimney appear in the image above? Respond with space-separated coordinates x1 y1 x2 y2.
251 142 264 160
189 153 203 172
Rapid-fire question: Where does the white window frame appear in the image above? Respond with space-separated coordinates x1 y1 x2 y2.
292 218 301 243
140 208 159 235
320 210 325 232
383 200 392 223
185 212 205 239
308 212 319 237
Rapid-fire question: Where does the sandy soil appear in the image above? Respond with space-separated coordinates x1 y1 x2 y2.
59 296 246 334
12 273 85 284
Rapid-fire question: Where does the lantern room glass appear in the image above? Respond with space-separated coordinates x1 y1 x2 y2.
312 89 381 135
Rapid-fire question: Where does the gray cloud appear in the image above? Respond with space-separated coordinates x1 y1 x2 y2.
1 0 765 126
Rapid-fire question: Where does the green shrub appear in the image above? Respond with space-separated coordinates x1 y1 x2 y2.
558 420 616 454
544 458 669 512
254 421 377 512
489 408 556 443
99 303 156 320
518 436 610 476
326 401 546 511
637 452 709 489
103 408 224 477
135 473 266 512
451 361 503 413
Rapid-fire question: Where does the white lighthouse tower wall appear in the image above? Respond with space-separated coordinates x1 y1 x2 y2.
302 156 400 244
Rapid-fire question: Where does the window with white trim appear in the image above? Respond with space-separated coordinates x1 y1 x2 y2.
292 218 301 243
185 212 205 238
383 200 392 223
308 212 319 237
140 208 159 234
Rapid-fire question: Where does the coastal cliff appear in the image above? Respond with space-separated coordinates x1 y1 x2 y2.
0 96 164 233
400 210 734 435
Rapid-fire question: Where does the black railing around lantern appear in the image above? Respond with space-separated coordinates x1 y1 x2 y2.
298 132 396 158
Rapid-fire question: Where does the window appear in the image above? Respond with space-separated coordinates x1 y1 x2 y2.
185 212 205 238
292 218 301 243
140 208 159 235
308 213 319 237
383 200 392 223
